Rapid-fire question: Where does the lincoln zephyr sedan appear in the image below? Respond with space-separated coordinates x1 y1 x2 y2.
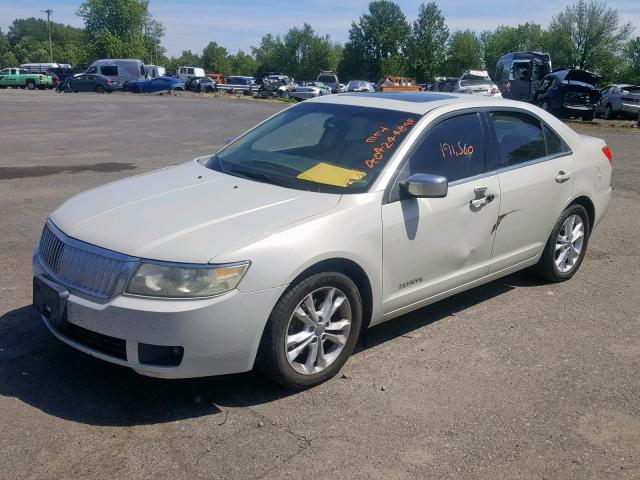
33 92 612 389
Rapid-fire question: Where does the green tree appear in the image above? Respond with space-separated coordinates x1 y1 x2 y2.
620 37 640 84
339 1 410 80
252 33 288 76
480 23 545 75
444 30 483 76
77 0 153 59
0 51 18 68
545 0 632 71
201 41 230 74
228 51 259 76
143 15 166 65
165 50 201 72
406 2 448 82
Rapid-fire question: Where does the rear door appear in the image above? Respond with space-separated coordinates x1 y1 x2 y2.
487 110 573 273
510 60 532 101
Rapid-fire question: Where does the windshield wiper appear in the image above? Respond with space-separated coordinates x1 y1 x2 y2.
225 166 292 188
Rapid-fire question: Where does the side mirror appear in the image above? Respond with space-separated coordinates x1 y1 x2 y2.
400 173 448 198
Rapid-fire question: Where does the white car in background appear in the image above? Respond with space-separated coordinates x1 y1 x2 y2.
455 70 502 97
33 92 611 389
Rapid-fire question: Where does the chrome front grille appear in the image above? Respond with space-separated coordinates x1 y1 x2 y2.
38 223 136 299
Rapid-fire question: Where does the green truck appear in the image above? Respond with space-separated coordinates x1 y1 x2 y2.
0 68 53 89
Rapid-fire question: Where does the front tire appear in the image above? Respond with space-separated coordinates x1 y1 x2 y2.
26 81 36 90
534 204 590 282
258 272 362 390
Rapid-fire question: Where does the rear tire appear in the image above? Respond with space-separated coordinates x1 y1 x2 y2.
534 204 590 282
257 272 362 390
603 104 615 120
581 111 594 121
94 85 104 93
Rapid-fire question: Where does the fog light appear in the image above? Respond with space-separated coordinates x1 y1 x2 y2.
138 343 184 366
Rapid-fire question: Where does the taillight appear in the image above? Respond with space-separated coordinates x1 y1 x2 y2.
505 80 511 93
602 146 613 164
106 79 112 85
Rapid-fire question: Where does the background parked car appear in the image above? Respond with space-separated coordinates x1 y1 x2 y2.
495 51 552 102
453 70 501 97
432 76 459 92
289 81 331 100
145 65 166 79
61 74 120 93
536 69 601 121
86 59 146 87
176 66 205 82
0 68 52 90
127 76 184 93
346 80 375 92
224 76 256 93
317 71 341 93
597 84 640 119
184 76 216 93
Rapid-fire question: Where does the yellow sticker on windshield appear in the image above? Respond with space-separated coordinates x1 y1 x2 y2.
297 163 366 187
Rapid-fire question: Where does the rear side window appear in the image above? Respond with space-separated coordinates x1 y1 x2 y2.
100 66 118 76
490 112 546 168
543 125 569 156
188 68 194 75
404 113 486 183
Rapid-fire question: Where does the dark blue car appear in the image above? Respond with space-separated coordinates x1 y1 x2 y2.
127 76 185 93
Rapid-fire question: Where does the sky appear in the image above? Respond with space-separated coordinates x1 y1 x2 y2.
1 0 638 57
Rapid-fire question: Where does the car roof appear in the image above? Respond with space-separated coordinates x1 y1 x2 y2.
308 91 531 115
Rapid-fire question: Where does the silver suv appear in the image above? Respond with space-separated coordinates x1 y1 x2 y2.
317 71 340 93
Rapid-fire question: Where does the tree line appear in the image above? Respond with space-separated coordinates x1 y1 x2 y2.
1 0 638 85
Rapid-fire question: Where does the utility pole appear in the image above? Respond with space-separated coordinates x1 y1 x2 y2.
42 9 53 63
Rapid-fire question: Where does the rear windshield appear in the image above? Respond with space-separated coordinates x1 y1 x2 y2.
207 102 420 193
622 86 640 93
460 78 492 86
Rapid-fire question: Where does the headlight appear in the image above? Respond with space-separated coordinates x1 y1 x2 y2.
125 261 250 298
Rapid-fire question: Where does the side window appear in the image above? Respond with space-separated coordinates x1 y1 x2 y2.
87 66 97 74
188 68 194 75
490 112 546 168
543 125 569 156
404 113 486 183
100 66 118 76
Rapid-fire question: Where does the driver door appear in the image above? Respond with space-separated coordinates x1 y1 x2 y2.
381 112 500 315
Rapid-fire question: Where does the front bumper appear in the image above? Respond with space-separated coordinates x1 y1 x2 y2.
33 257 286 378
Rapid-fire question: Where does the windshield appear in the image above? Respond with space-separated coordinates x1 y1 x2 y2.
207 102 420 193
318 75 337 83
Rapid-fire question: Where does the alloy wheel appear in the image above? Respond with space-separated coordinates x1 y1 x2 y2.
554 214 585 273
284 287 351 375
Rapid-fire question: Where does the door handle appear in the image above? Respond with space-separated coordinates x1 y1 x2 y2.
555 171 572 183
469 186 495 208
470 197 487 208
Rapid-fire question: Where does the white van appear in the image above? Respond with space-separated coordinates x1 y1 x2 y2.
86 59 146 85
145 65 166 79
177 66 205 82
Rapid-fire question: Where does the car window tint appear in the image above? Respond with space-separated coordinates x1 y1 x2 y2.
404 113 485 182
253 112 331 151
188 68 194 74
100 66 118 76
543 125 568 156
490 112 546 167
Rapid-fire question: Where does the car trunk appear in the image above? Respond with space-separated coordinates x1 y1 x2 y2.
561 70 601 108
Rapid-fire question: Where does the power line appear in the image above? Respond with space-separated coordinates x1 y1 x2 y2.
42 9 53 63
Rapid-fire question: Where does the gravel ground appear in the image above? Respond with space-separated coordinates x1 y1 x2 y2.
0 89 639 480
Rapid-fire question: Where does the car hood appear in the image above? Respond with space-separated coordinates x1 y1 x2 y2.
50 160 341 263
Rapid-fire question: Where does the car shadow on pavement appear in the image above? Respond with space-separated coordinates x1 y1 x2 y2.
0 271 540 427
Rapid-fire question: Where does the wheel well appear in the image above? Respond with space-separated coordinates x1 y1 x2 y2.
570 196 595 233
289 258 374 330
